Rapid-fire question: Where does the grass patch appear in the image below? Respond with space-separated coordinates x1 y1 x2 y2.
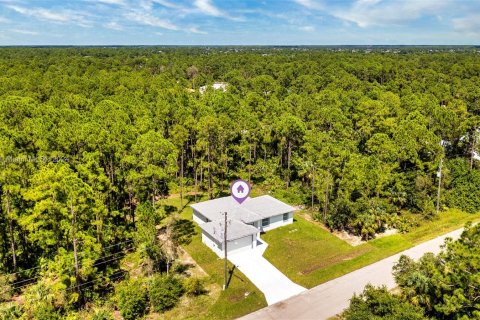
262 218 375 282
183 227 267 320
159 194 267 320
263 209 479 288
161 193 478 318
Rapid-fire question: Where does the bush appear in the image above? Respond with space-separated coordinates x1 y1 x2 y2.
22 281 62 320
184 278 206 296
341 285 425 320
149 275 184 312
89 307 114 320
393 214 419 233
116 279 148 320
0 303 21 320
30 304 61 320
446 158 480 214
419 198 436 219
0 275 13 302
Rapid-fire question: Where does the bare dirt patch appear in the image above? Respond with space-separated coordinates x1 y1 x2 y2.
332 230 365 246
176 247 208 278
299 211 398 246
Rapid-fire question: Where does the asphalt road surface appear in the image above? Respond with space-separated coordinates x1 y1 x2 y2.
239 228 464 320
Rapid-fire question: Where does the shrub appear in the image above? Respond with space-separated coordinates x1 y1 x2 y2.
184 278 206 296
0 303 21 320
341 284 425 320
89 307 114 320
0 275 13 302
22 280 62 320
30 304 61 320
149 275 184 312
446 158 480 214
419 198 436 219
116 279 148 320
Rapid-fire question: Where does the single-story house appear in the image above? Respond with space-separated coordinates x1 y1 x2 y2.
199 82 228 94
191 195 295 256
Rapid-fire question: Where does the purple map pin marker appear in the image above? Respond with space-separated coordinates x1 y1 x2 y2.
230 179 251 204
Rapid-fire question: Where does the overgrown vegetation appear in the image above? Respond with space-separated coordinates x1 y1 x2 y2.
0 47 479 318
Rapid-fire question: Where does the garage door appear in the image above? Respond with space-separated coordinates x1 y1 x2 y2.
227 235 253 253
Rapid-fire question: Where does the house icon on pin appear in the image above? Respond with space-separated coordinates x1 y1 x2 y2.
237 185 245 193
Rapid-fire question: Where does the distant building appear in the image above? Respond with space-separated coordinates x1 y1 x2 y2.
199 82 228 94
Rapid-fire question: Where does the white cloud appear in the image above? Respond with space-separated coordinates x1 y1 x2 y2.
295 0 451 28
332 0 450 28
194 0 242 21
124 11 179 30
194 0 223 17
7 5 91 27
188 27 207 34
138 0 190 12
10 29 39 35
97 0 126 5
453 14 480 37
122 3 210 34
0 16 10 23
294 0 324 10
300 25 315 32
104 21 123 30
153 0 184 10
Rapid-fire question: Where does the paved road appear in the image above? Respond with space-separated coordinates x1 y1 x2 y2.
239 228 464 320
229 245 306 305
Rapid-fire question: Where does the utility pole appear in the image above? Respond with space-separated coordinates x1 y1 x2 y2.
471 130 478 170
180 149 184 208
311 163 315 210
223 211 228 290
436 158 443 215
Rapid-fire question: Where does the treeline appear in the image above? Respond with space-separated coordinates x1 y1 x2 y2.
0 47 479 317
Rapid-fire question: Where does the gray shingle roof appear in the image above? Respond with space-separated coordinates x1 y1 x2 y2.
190 195 295 224
199 219 259 242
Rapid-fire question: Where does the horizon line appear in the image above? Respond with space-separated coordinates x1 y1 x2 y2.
0 44 479 47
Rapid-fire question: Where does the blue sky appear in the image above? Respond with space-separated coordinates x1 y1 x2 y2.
0 0 478 45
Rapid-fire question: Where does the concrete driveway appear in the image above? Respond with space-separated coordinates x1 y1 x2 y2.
239 227 465 320
229 242 306 305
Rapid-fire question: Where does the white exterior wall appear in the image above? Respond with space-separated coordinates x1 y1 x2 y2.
201 231 257 258
259 212 293 232
193 209 209 224
201 232 223 257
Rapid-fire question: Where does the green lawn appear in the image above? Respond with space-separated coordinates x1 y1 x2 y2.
162 193 478 318
263 209 479 288
183 227 267 319
162 195 267 320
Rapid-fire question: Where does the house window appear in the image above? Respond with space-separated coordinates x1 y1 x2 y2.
283 213 289 222
262 218 269 227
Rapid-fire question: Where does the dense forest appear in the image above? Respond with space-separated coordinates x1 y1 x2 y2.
0 47 479 318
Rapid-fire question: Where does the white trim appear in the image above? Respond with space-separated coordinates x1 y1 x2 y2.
259 212 293 232
201 231 258 258
193 209 208 224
